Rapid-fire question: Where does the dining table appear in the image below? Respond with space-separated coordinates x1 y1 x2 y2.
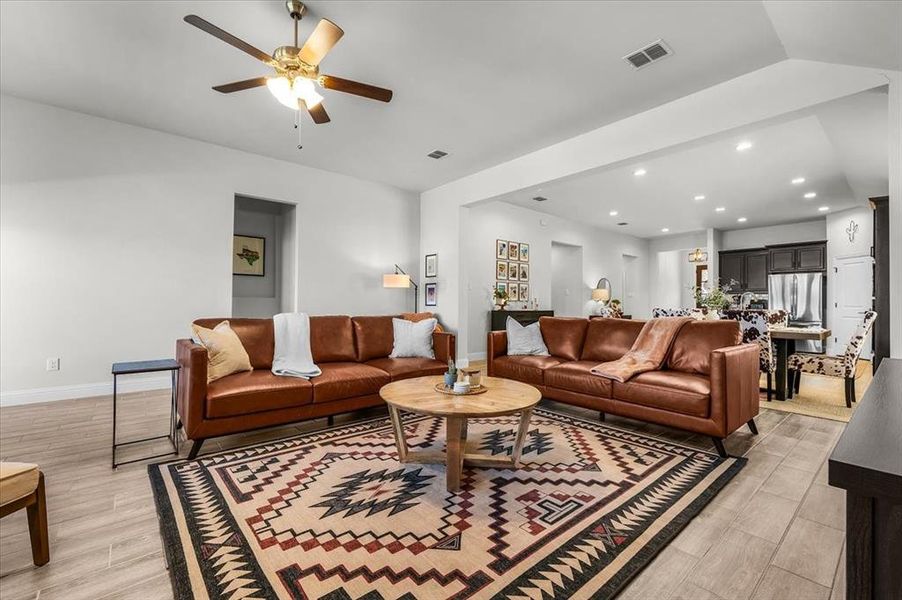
770 326 832 400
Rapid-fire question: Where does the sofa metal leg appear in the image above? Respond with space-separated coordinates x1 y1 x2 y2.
598 412 605 422
747 419 759 435
327 415 334 427
27 472 49 566
844 377 853 408
187 439 204 460
711 437 728 458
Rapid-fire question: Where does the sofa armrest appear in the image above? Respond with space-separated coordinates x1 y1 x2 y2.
433 331 455 364
487 331 508 377
709 343 760 437
176 338 208 439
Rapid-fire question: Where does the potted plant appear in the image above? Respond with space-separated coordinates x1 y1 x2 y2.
692 279 736 317
492 286 509 310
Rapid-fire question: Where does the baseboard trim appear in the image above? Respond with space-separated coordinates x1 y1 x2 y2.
468 352 487 362
1 375 171 407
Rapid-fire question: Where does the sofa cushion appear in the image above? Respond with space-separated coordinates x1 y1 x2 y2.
0 462 40 506
310 363 390 403
491 355 563 386
539 317 589 361
352 316 395 362
580 318 644 362
545 361 613 398
612 371 710 418
194 318 273 369
366 357 447 381
309 316 357 363
206 370 312 418
667 321 741 375
192 321 253 383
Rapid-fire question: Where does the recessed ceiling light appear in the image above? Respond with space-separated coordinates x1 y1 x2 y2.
609 210 619 216
694 195 706 201
804 192 817 199
617 222 629 226
737 217 747 223
661 228 670 233
818 206 830 212
715 207 726 212
426 150 448 159
791 177 806 185
633 168 647 177
736 141 753 152
532 196 548 202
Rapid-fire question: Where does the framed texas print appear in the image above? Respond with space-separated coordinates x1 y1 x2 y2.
425 282 437 306
496 239 508 260
518 263 529 281
508 242 519 260
496 260 508 280
425 254 437 278
519 284 529 301
519 243 529 262
508 261 519 281
508 283 519 302
233 235 265 276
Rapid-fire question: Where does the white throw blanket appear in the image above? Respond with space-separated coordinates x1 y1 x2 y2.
271 312 321 379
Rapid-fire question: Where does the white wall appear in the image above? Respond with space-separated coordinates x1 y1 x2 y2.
465 201 648 358
0 95 419 403
826 205 874 354
720 219 827 250
550 243 584 317
647 231 708 309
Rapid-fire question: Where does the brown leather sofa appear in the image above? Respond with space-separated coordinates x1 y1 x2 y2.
487 317 759 456
177 315 454 458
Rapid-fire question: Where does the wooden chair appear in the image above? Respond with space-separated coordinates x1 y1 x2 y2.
788 310 877 408
0 462 49 566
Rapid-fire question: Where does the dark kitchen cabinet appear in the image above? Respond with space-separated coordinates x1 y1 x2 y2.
768 242 826 273
718 249 768 292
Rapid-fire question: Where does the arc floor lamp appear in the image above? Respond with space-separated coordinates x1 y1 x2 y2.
383 264 418 312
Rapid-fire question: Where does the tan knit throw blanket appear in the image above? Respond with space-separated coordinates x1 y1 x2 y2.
590 317 692 382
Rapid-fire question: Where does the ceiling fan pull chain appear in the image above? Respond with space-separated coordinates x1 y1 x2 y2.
295 110 303 150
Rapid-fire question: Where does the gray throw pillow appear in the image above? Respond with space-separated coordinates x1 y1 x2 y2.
389 318 436 359
506 316 549 356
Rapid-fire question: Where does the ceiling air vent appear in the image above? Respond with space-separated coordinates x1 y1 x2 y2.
427 150 448 159
532 196 548 202
617 222 629 226
623 39 672 69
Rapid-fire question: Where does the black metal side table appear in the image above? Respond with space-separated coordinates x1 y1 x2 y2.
111 359 180 468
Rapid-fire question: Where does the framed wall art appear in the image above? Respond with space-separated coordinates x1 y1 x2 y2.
519 243 529 262
233 235 265 277
518 263 529 281
508 261 519 281
496 239 508 260
425 282 437 306
508 283 519 302
425 254 437 278
508 242 519 260
496 260 508 280
519 284 529 301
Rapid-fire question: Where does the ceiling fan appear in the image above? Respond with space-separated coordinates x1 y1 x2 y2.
184 0 392 125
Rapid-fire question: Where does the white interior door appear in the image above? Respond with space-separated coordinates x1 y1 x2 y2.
832 255 873 359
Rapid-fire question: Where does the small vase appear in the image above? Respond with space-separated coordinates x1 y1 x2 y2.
443 372 456 387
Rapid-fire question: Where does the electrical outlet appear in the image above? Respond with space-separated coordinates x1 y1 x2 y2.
46 358 60 371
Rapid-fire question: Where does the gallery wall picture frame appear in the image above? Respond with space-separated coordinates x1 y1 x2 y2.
496 261 508 280
425 282 437 306
519 263 529 281
508 261 519 281
519 284 529 300
425 254 438 278
495 282 508 301
519 243 529 262
496 239 508 260
509 283 519 302
233 235 265 277
508 242 519 260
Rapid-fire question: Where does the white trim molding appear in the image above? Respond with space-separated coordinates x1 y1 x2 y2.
0 375 171 407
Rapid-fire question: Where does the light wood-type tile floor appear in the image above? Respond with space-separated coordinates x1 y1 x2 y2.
0 368 858 600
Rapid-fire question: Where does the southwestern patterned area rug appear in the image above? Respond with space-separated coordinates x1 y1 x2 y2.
149 409 744 599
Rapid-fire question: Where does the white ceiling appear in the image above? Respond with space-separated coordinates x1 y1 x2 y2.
496 89 889 239
0 1 789 192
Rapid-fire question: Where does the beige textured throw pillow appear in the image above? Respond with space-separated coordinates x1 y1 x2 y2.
191 321 253 383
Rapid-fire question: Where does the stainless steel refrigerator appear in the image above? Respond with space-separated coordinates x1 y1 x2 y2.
768 272 825 353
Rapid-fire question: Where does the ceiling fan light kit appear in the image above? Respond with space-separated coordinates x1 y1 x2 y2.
184 0 392 144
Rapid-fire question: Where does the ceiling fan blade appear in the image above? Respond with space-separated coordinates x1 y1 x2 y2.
319 75 393 103
297 19 344 67
184 15 274 65
301 100 331 124
212 77 268 94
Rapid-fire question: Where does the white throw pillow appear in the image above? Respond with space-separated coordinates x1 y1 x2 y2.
389 317 436 359
506 317 549 356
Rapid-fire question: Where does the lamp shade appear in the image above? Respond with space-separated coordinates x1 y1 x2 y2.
592 288 611 302
383 273 411 288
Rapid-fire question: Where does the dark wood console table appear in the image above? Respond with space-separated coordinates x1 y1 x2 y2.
490 310 554 331
829 358 902 599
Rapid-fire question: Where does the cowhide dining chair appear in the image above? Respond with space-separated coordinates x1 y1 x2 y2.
651 308 692 318
725 309 788 401
787 310 877 408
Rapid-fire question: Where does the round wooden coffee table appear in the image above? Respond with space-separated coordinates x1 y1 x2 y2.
380 375 541 492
